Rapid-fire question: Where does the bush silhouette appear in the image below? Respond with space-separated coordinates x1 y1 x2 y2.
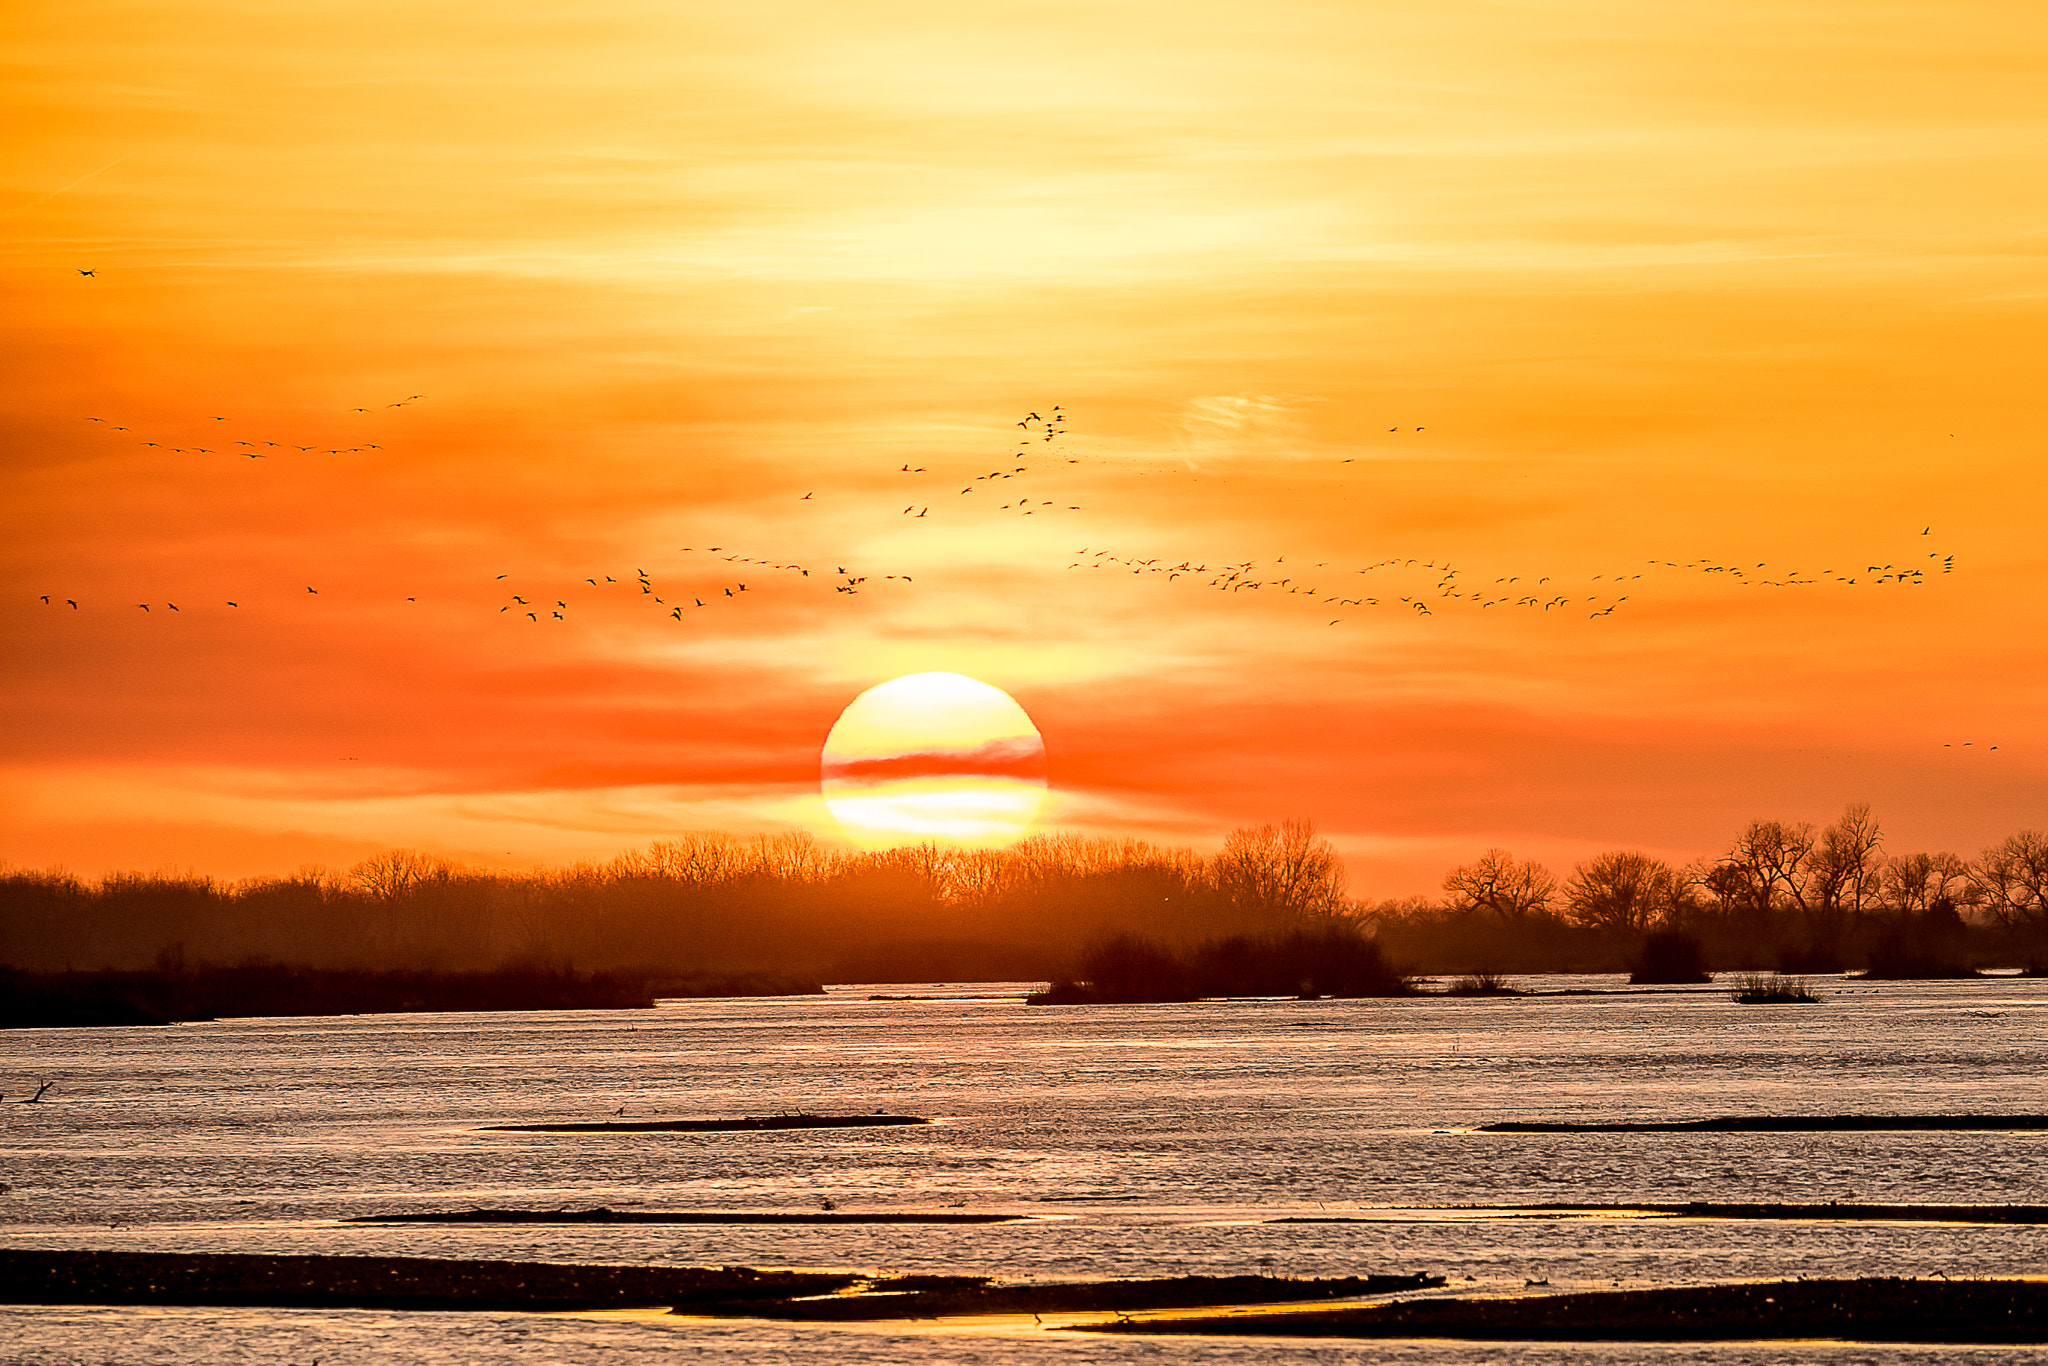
1629 930 1710 984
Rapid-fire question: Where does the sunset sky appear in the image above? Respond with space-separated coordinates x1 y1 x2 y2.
5 0 2046 895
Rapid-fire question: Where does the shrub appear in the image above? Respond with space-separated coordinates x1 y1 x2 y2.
1730 971 1820 1004
1444 971 1520 996
1629 930 1710 984
1076 933 1197 1003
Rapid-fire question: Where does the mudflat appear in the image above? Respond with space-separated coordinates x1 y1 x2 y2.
0 1249 872 1311
1478 1114 2048 1133
1083 1278 2048 1342
713 1271 1447 1320
1271 1202 2048 1225
481 1113 928 1132
347 1206 1023 1225
0 1249 1438 1320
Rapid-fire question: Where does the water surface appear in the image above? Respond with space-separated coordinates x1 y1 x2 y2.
4 975 2044 1362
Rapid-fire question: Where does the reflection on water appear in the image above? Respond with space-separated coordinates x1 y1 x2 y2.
3 976 2045 1363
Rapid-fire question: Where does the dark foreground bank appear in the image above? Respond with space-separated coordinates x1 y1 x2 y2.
0 965 823 1028
0 1249 863 1311
347 1205 1016 1225
0 1249 1433 1318
479 1113 926 1133
1087 1278 2048 1343
1274 1202 2048 1225
1480 1113 2048 1133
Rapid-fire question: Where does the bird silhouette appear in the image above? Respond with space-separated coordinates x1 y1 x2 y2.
77 269 95 277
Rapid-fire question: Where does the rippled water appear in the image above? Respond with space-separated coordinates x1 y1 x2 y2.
4 975 2045 1363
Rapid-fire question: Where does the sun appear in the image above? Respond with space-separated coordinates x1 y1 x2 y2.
820 672 1048 849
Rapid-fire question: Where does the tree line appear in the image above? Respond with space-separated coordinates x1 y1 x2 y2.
0 822 1349 981
1376 805 2046 976
1 807 2041 980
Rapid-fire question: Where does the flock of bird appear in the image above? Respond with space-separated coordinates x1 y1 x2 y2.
37 399 1957 638
47 400 425 613
488 551 915 625
83 397 421 460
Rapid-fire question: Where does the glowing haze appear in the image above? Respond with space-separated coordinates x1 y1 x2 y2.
3 1 2046 893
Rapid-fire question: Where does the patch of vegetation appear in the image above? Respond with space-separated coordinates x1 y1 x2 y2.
1031 925 1412 1004
1730 971 1821 1004
1443 972 1521 996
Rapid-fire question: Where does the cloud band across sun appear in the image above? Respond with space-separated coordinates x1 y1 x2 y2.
820 673 1047 848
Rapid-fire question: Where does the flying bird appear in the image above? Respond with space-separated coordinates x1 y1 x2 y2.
78 269 95 277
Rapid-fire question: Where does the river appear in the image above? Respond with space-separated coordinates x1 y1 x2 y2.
3 975 2043 1362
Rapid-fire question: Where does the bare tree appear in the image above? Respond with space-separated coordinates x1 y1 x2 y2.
618 833 752 883
347 849 455 900
1806 803 1884 914
1443 848 1557 920
1718 820 1817 920
1564 851 1685 936
1212 818 1349 921
1880 851 1972 915
1971 830 2048 929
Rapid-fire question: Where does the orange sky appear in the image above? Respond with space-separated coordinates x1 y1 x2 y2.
5 0 2046 895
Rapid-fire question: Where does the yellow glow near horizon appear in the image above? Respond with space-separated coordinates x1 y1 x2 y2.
820 672 1047 848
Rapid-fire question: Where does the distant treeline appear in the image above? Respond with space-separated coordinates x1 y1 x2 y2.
2 807 2043 982
0 823 1348 982
1379 805 2047 977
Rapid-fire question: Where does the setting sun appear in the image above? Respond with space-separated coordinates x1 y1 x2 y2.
820 672 1048 848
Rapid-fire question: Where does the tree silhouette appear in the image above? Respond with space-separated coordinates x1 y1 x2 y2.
1443 848 1556 919
1211 817 1348 921
1564 851 1685 936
